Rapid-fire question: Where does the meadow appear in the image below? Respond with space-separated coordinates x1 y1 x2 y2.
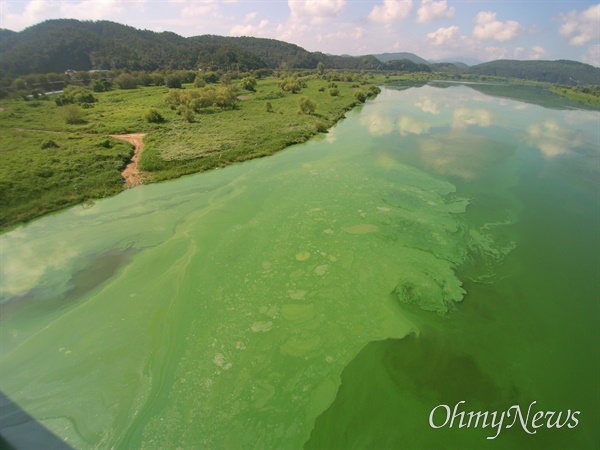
0 75 380 230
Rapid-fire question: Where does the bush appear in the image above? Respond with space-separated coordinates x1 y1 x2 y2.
297 96 317 114
264 101 273 112
137 72 153 86
41 139 59 149
328 87 339 96
315 120 328 132
116 73 137 90
63 105 85 124
55 86 97 106
151 73 165 86
240 76 257 92
166 74 182 89
98 139 112 149
354 90 367 103
194 76 206 88
145 109 165 123
93 78 112 92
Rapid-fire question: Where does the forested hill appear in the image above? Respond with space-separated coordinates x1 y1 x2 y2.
0 19 266 77
0 19 384 77
467 59 600 85
1 19 598 86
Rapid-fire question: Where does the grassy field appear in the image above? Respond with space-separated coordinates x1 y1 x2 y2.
0 75 381 230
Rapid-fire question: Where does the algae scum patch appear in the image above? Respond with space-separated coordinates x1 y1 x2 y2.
1 84 598 449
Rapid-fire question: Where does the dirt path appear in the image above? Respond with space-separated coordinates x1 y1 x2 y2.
110 133 147 187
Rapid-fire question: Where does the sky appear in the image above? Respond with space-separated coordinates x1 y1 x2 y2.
0 0 599 66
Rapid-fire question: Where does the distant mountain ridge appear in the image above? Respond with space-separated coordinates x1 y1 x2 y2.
1 19 598 86
370 52 430 65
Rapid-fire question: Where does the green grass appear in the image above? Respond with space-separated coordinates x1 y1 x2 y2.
0 76 373 230
0 129 132 228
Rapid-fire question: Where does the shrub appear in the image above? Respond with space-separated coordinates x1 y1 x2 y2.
297 96 317 115
145 109 165 123
166 74 182 89
328 87 339 96
55 86 97 106
264 101 273 112
194 76 206 88
180 107 195 123
202 72 219 84
137 72 153 86
315 120 328 132
116 73 137 90
354 90 367 103
41 139 59 149
98 139 112 149
151 73 165 86
93 78 112 92
63 105 85 124
240 77 257 92
278 78 301 94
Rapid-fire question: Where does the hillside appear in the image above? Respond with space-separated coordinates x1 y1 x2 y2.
466 59 600 85
0 20 267 77
0 19 388 77
372 52 430 65
1 19 599 86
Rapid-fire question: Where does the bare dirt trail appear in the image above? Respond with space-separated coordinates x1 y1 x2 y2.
110 133 147 187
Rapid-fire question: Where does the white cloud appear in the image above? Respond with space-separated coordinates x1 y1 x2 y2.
452 107 492 129
231 19 269 36
1 0 141 29
415 96 443 114
360 111 395 135
276 22 312 42
317 26 365 43
526 120 581 158
529 45 546 60
368 0 413 24
244 11 257 22
427 25 459 45
582 43 600 67
472 11 521 42
289 0 347 23
416 0 454 23
559 4 600 46
61 0 126 20
399 115 431 136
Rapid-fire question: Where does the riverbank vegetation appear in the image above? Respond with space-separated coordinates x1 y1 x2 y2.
0 72 381 230
550 85 600 106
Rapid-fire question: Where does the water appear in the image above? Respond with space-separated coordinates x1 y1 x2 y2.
1 84 598 449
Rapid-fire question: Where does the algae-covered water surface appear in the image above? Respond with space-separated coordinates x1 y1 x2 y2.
1 84 598 449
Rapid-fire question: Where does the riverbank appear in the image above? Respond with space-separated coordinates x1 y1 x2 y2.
0 76 379 231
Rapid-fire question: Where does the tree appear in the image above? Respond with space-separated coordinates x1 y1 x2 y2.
194 75 206 88
166 74 182 89
116 73 137 89
278 78 301 94
93 78 111 92
354 90 367 103
317 61 324 76
297 96 317 114
137 72 152 86
240 76 257 92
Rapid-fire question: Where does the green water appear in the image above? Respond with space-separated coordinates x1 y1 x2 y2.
1 84 598 449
